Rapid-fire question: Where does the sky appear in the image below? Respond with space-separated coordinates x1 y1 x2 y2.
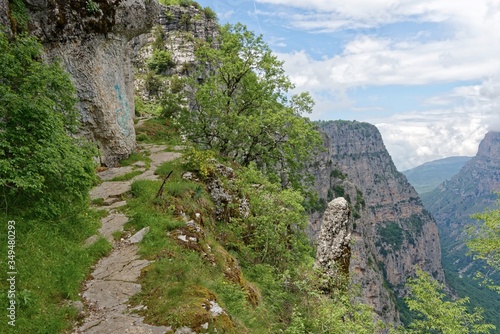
194 0 500 171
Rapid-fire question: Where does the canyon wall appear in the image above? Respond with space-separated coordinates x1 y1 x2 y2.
309 121 445 323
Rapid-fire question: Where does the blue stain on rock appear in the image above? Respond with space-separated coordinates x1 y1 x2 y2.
114 84 131 137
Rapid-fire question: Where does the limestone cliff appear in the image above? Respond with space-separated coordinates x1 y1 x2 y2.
10 0 161 166
309 120 445 324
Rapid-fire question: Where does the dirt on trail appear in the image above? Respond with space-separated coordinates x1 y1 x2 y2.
73 145 181 334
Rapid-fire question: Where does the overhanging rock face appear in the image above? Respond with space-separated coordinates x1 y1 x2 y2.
23 0 160 166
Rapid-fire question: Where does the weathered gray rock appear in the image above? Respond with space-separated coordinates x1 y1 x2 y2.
90 181 131 200
23 0 161 166
129 226 150 244
0 0 11 36
98 213 128 242
315 197 351 277
97 166 135 181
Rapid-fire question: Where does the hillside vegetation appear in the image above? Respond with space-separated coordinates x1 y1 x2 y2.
0 2 497 333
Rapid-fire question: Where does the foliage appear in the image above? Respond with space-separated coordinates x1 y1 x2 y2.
85 0 100 14
378 222 404 252
125 156 379 332
147 49 175 74
135 118 182 145
151 25 166 51
181 23 322 188
159 0 200 7
467 197 500 293
403 268 494 334
160 91 187 118
8 0 29 33
203 7 217 20
0 211 110 333
283 268 382 334
143 71 163 95
215 163 313 270
0 32 96 219
183 147 216 178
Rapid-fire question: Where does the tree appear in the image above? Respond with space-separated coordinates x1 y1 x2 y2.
403 268 494 334
0 32 96 218
466 197 500 293
181 23 322 188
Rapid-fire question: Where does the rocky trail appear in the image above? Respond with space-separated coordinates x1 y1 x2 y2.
73 144 181 334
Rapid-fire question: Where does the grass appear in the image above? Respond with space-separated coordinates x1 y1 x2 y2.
0 209 111 334
110 170 144 181
119 152 152 169
135 118 183 145
124 173 281 333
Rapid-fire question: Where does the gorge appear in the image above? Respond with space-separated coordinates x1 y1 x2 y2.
2 0 485 332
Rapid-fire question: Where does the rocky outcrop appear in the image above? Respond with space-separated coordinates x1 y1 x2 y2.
131 4 218 74
315 197 351 278
21 0 160 166
309 121 445 324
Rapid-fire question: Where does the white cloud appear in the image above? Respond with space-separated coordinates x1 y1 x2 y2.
218 10 235 20
257 0 494 32
259 0 500 169
373 75 500 170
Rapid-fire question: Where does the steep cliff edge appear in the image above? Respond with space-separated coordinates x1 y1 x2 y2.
8 0 161 166
309 120 445 324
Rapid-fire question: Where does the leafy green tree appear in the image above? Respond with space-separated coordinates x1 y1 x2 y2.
181 23 322 187
0 32 96 218
403 268 494 334
467 197 500 293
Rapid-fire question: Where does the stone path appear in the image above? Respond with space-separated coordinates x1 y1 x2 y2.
73 145 181 334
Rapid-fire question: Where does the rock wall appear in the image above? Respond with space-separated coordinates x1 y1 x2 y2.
0 0 11 35
21 0 160 166
309 120 445 324
132 4 218 67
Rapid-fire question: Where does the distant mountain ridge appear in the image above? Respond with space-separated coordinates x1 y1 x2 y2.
403 156 472 195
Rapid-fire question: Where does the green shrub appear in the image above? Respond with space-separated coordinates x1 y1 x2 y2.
160 92 186 118
0 32 97 219
9 0 29 33
147 49 175 74
144 71 163 95
183 148 216 178
378 222 404 251
203 7 217 20
86 0 100 14
151 25 166 51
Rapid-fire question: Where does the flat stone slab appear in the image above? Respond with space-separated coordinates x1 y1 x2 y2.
103 200 127 210
97 166 135 181
77 313 171 334
130 227 150 244
133 169 159 181
139 144 168 154
90 182 131 200
92 244 148 282
83 280 141 310
150 151 182 168
99 213 129 242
